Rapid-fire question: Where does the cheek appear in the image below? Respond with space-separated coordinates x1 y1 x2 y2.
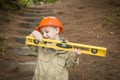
48 32 56 38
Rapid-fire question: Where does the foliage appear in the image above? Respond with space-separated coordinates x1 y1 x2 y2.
43 0 59 4
33 0 41 4
18 0 32 7
0 0 60 11
32 0 59 4
0 0 21 11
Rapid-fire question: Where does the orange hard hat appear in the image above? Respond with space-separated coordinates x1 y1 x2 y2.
35 16 63 33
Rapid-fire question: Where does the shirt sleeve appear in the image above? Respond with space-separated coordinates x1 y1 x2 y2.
65 52 79 68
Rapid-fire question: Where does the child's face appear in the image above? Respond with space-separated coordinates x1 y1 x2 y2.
40 26 59 40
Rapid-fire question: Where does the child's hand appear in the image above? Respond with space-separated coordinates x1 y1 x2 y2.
72 48 82 61
73 48 82 56
29 30 43 41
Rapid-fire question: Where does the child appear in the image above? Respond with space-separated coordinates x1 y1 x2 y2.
29 16 81 80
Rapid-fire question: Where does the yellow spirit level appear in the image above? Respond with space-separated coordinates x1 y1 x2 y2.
25 36 107 57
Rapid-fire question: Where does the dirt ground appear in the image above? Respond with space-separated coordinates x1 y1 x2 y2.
0 0 120 80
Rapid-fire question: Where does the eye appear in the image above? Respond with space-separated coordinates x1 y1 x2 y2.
45 30 49 33
40 32 44 35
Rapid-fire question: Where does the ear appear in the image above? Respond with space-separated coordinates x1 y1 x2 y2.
56 27 60 34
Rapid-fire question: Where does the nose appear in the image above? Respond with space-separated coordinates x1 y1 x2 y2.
43 32 48 38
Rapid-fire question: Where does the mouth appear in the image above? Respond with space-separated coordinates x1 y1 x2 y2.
43 36 49 39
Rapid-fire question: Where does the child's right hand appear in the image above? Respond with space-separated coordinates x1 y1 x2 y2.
29 30 43 41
